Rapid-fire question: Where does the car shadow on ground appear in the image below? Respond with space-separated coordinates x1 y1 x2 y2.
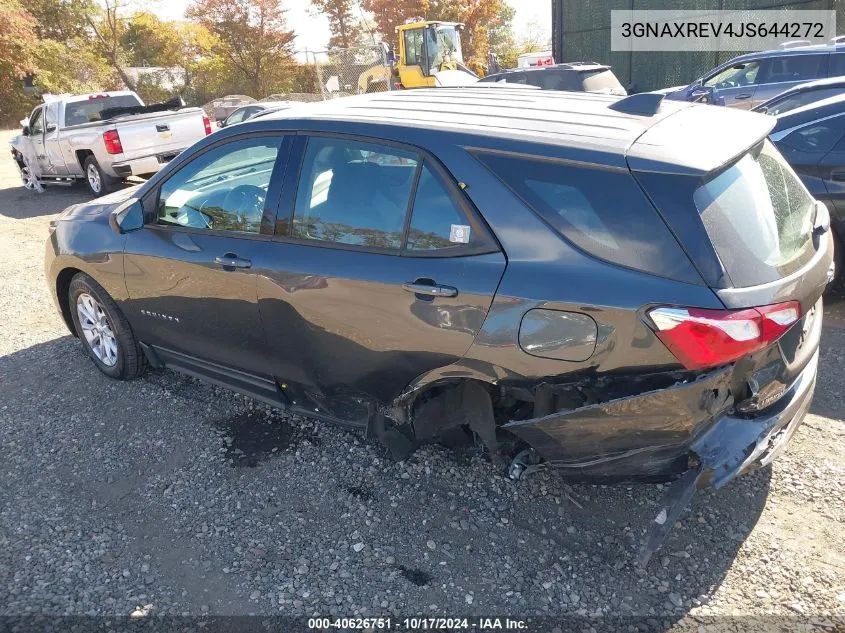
0 176 135 220
0 335 773 623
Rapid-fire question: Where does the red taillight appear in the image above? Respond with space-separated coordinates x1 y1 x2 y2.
648 301 801 370
103 129 123 154
203 115 212 135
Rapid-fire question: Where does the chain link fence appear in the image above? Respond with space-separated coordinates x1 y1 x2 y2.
303 45 393 99
553 0 844 93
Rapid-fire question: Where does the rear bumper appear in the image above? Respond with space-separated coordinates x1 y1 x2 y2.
108 149 185 178
504 348 818 485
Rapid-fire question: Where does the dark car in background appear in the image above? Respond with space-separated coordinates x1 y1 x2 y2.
45 89 831 558
754 76 845 115
478 62 627 95
660 41 845 109
771 93 845 281
217 101 295 128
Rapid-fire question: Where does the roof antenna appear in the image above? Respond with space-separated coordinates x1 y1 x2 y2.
608 93 665 116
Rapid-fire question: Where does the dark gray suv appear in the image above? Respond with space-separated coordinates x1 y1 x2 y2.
45 89 833 560
661 42 845 109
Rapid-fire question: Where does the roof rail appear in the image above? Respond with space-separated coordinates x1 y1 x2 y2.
778 40 812 49
608 92 664 116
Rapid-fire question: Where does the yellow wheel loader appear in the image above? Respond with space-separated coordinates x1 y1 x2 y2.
357 21 480 93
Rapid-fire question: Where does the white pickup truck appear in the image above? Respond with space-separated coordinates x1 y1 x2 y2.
9 91 211 196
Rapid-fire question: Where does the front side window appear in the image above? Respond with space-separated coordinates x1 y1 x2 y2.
704 60 761 88
780 117 845 154
475 151 690 278
29 108 44 135
156 137 282 234
694 140 816 287
404 29 424 66
291 137 418 250
764 87 844 116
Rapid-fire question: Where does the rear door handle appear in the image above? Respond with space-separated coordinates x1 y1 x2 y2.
402 282 458 298
156 124 170 132
734 93 752 100
215 254 252 269
830 169 845 182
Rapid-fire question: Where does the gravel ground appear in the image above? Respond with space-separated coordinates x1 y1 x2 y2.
1 130 844 630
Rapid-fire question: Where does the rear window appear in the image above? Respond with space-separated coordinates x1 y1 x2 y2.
64 95 143 126
474 151 694 281
693 140 816 287
580 69 626 95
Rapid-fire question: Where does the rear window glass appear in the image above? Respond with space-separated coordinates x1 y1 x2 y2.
64 95 143 126
580 69 626 95
474 152 693 280
693 140 816 287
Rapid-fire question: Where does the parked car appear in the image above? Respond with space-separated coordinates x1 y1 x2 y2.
217 101 295 128
9 91 211 195
245 103 299 121
753 76 845 115
658 41 845 109
478 63 627 95
770 92 845 282
45 89 832 561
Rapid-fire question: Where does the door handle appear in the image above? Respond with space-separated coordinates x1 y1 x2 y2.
402 281 458 298
831 169 845 182
214 254 252 269
734 93 752 100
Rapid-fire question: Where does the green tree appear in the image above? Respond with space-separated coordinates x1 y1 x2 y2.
0 0 38 123
187 0 296 97
121 12 184 67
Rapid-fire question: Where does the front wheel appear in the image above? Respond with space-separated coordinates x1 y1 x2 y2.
83 156 117 197
68 273 144 380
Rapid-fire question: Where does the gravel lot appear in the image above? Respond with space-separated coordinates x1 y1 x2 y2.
1 129 844 630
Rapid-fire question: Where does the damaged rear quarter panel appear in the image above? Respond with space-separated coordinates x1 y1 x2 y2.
503 367 734 481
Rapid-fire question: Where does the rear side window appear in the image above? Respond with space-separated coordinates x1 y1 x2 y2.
474 151 692 279
64 95 142 126
292 137 418 250
760 54 826 84
693 140 816 287
407 164 483 252
580 69 626 94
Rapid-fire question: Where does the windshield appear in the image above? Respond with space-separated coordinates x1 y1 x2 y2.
427 25 463 73
703 61 760 88
580 69 626 95
694 140 817 287
64 95 142 126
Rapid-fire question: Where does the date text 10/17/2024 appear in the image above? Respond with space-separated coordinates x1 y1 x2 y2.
307 618 529 630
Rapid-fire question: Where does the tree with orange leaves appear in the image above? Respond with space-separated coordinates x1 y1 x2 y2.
187 0 296 97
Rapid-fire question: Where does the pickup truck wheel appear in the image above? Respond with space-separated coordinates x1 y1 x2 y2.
68 273 144 380
83 156 116 196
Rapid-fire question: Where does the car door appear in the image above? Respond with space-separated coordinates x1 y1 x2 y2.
41 102 68 175
752 54 829 107
704 60 762 109
257 134 507 423
123 133 290 403
26 107 52 175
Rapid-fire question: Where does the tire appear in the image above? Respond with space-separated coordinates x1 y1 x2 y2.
83 156 117 197
68 273 144 380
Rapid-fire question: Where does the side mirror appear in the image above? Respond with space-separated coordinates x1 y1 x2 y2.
217 120 224 128
109 199 144 234
21 126 30 137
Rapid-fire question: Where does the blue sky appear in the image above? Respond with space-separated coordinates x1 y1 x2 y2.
148 0 550 52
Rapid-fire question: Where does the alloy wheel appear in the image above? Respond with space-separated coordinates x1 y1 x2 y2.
76 293 118 367
87 164 102 194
